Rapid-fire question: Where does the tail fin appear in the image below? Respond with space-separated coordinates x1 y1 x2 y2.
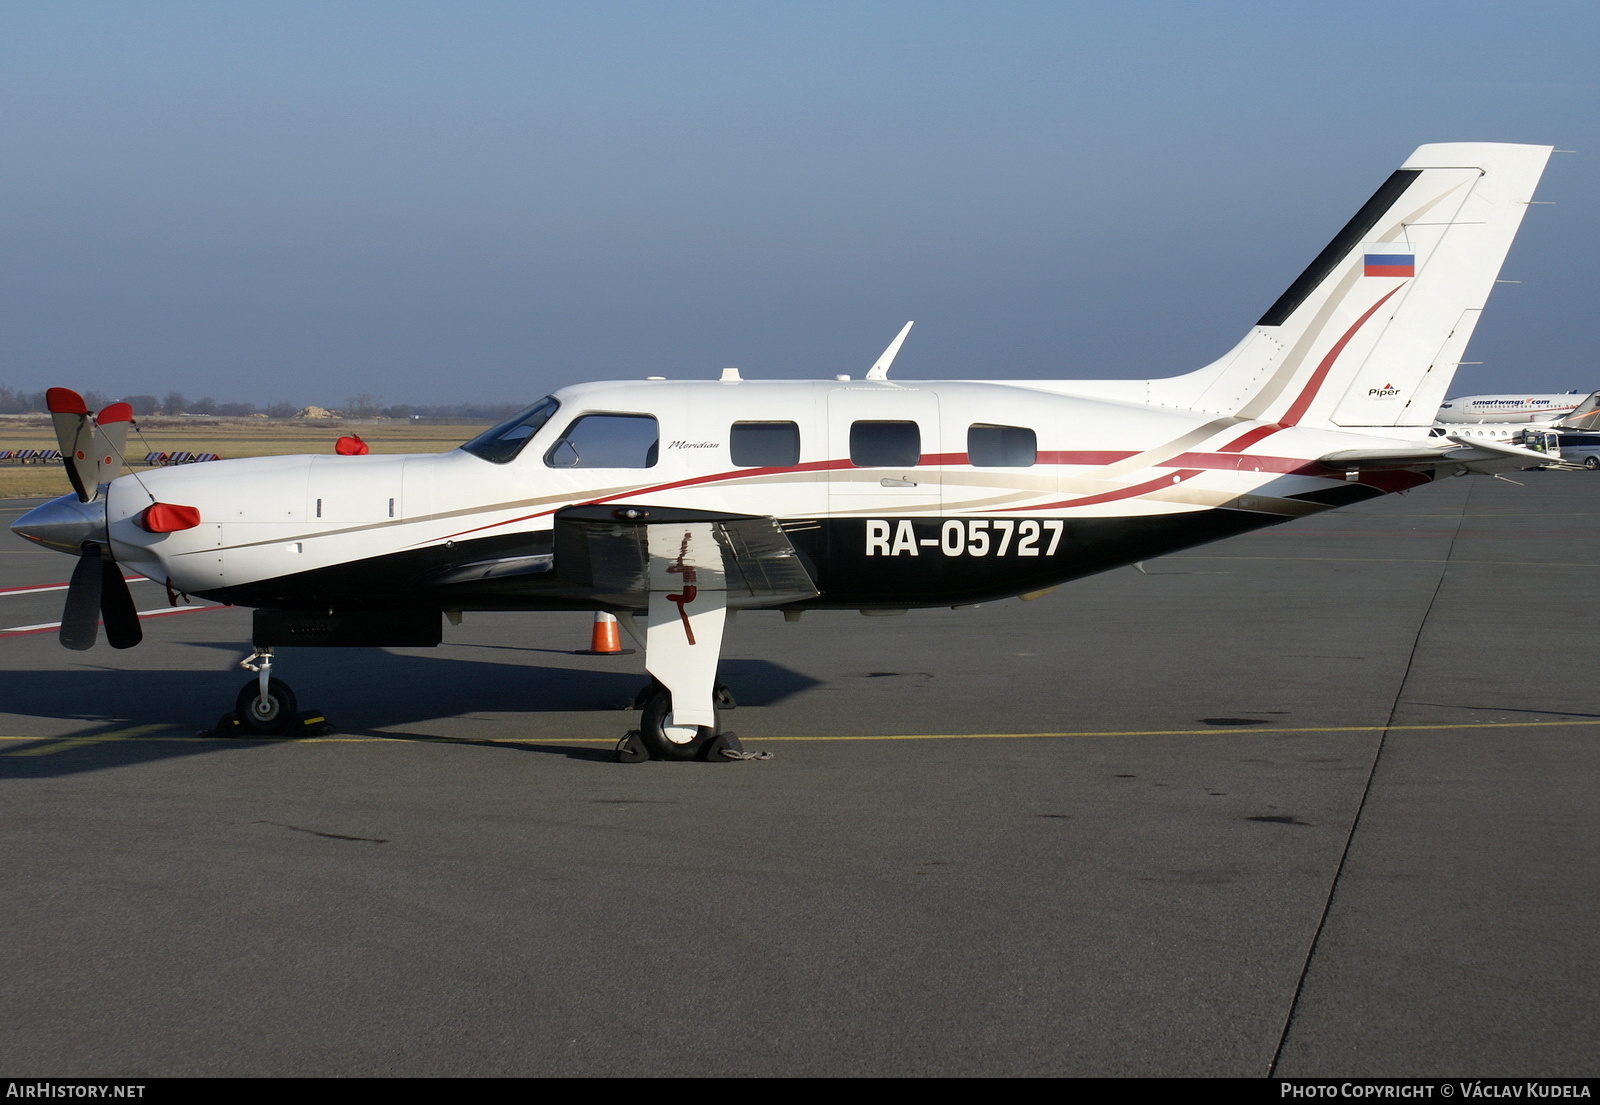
1150 143 1552 428
1556 392 1600 431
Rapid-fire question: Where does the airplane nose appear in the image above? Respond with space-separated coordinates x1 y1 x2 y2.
10 493 106 554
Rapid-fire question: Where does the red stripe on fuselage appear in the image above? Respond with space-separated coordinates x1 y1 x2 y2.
432 458 858 542
431 429 1356 542
1172 451 1327 475
1013 470 1206 512
1218 424 1283 453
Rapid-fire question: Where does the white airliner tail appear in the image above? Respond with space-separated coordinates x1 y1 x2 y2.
1556 392 1600 431
1145 143 1552 429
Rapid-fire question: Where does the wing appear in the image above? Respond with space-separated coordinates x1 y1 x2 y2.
552 504 819 609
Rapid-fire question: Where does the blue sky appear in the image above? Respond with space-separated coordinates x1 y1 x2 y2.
1 1 1595 407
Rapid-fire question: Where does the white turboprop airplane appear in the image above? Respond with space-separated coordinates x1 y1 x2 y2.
10 142 1566 762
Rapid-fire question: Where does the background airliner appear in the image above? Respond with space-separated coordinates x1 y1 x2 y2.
1436 391 1592 423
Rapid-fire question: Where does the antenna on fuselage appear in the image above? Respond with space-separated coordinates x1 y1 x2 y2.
864 321 914 381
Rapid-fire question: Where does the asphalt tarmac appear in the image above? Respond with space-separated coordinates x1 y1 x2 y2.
1 474 1596 1078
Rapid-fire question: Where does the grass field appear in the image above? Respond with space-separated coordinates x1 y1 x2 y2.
0 418 489 499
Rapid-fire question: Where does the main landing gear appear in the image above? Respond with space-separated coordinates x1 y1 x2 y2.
616 680 749 762
206 647 334 737
612 522 770 764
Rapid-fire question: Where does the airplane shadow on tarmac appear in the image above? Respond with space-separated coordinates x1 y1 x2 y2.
0 648 819 778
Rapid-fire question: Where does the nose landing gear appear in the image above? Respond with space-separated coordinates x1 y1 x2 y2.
205 647 335 737
236 675 297 731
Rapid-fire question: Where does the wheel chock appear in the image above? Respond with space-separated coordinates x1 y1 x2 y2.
292 710 335 736
200 710 334 738
202 713 245 737
616 730 651 763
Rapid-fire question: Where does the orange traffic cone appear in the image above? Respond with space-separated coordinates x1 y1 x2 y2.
574 611 635 656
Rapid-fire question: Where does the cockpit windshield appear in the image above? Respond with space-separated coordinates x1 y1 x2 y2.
459 397 561 464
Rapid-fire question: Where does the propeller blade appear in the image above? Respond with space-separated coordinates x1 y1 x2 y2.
93 403 134 487
46 388 96 503
60 542 104 651
99 557 143 650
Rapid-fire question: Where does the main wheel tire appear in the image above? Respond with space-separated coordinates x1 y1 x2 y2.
235 677 298 735
638 688 716 762
1585 456 1599 471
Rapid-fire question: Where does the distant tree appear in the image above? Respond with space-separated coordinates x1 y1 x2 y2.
345 393 381 417
216 401 257 417
120 394 160 416
265 401 297 419
0 386 23 414
191 397 217 415
82 390 111 412
163 391 187 414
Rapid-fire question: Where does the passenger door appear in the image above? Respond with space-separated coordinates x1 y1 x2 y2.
826 386 942 517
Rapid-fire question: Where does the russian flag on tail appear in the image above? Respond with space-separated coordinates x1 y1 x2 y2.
1364 245 1415 278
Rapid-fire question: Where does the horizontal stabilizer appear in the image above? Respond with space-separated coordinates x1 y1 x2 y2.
1318 435 1568 472
1441 433 1571 466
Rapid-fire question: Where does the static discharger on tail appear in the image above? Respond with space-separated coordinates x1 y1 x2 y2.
9 142 1566 763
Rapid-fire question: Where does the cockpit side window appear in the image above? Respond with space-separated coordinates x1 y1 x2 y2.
460 397 561 464
544 413 660 468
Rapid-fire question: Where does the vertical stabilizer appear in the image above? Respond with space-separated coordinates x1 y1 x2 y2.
1147 143 1552 429
1556 392 1600 431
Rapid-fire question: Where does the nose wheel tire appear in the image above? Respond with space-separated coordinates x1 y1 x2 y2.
235 677 298 735
637 688 719 762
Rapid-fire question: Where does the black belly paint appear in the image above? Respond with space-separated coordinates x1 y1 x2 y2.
197 486 1382 614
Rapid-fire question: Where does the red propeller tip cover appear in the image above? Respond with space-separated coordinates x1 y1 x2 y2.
46 388 89 415
138 503 202 533
335 435 370 455
96 403 134 424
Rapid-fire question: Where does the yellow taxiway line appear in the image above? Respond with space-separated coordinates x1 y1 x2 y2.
5 717 1600 754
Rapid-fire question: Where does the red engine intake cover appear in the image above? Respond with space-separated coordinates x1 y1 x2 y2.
139 503 202 533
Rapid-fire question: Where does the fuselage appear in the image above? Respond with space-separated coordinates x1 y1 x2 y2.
89 378 1434 613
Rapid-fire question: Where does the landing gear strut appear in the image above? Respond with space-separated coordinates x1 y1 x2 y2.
236 648 295 734
206 647 333 737
612 523 762 763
